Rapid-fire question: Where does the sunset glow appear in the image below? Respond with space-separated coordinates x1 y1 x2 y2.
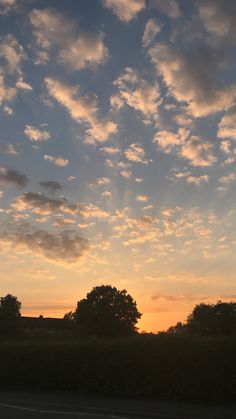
1 0 236 332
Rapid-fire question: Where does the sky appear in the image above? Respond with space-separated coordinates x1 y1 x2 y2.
0 0 236 332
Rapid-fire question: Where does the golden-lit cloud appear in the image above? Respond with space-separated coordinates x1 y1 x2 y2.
148 42 236 117
112 67 160 118
30 8 108 70
102 0 145 23
24 125 50 142
45 78 117 143
43 154 69 167
142 19 162 48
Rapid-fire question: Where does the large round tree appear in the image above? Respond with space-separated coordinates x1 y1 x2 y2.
73 285 142 338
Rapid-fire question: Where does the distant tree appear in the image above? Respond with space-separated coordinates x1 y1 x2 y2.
0 294 21 335
73 285 142 338
167 321 186 334
186 301 236 335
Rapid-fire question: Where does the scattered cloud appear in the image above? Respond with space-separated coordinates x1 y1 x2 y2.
136 194 149 202
12 192 66 215
102 0 145 23
142 19 162 48
112 67 160 118
218 105 236 141
0 167 28 187
150 0 181 19
100 146 120 155
1 143 18 155
30 8 108 70
45 78 117 143
0 0 16 15
148 42 236 117
199 0 236 40
24 125 50 142
43 154 69 167
124 143 151 165
0 223 89 263
39 180 63 192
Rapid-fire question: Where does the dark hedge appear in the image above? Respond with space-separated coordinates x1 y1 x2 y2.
0 334 235 403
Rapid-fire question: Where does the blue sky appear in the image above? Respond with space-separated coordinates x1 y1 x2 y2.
0 0 236 331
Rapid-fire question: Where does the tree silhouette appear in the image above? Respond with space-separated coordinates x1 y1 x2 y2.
186 301 236 335
0 294 21 335
73 285 142 338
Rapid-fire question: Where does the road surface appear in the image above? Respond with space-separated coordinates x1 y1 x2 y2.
0 392 235 419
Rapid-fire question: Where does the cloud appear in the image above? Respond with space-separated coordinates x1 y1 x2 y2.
16 78 33 91
12 192 66 215
136 194 149 202
0 0 16 14
180 136 216 167
30 8 108 71
170 170 209 186
45 78 117 143
0 35 26 75
0 72 16 105
148 42 236 117
24 125 50 142
112 67 160 118
153 128 188 153
90 177 111 188
124 143 150 165
43 155 69 167
39 180 63 192
142 19 162 48
154 129 216 166
199 0 236 40
0 143 18 155
102 0 145 23
218 105 236 141
0 167 28 187
0 224 89 263
100 146 120 154
150 0 181 18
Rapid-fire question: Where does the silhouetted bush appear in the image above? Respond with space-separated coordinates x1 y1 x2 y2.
0 334 235 403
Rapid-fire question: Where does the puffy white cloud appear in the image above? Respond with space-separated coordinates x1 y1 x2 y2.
124 143 150 165
0 167 28 187
102 0 145 23
24 125 50 142
0 224 89 263
43 154 69 167
90 177 111 188
149 42 236 117
142 19 162 48
30 8 108 71
150 0 181 18
112 67 160 118
45 78 117 143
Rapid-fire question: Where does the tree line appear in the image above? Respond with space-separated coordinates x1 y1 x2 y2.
0 285 236 337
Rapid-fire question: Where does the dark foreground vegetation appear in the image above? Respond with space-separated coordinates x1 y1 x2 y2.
0 334 235 403
0 287 236 404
